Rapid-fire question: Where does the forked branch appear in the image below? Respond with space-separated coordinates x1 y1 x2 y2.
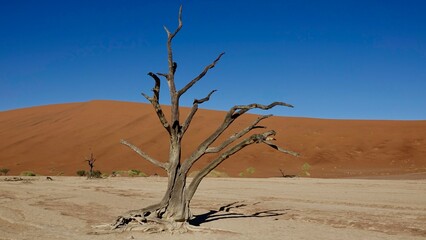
121 139 168 171
182 90 217 134
163 6 183 41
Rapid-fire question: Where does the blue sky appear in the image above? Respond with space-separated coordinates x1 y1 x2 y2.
1 0 425 120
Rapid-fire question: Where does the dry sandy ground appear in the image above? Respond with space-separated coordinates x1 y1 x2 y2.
0 176 425 240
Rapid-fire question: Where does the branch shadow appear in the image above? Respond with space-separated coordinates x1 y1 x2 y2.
189 201 289 226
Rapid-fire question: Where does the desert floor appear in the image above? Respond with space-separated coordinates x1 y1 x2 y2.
0 176 425 240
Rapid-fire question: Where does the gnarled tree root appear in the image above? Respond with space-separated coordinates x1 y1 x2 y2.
92 210 234 235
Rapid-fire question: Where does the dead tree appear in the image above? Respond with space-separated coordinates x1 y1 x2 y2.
85 152 96 179
111 6 298 232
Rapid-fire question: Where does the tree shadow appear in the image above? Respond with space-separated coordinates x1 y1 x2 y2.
189 201 289 226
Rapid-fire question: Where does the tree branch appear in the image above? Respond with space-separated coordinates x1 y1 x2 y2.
163 6 183 126
181 101 293 172
121 139 168 171
193 89 217 105
178 52 225 97
164 6 182 41
206 114 272 153
231 102 294 118
156 72 169 79
142 73 171 134
181 90 217 134
262 141 300 157
148 72 161 100
164 6 182 85
185 131 277 201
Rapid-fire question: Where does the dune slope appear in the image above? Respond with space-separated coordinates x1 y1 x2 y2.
0 100 425 178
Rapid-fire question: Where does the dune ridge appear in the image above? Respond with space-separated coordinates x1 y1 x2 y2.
0 100 425 178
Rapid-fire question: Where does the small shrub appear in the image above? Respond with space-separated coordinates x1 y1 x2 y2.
301 162 311 176
92 170 102 178
239 167 256 177
76 170 86 176
110 170 128 177
207 170 228 177
20 171 36 176
128 169 146 177
128 169 140 177
246 167 256 174
0 168 10 176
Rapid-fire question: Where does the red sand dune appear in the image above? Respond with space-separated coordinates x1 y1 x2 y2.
0 100 425 178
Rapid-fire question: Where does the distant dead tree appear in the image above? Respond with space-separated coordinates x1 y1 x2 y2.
85 152 96 179
109 6 298 233
0 168 10 176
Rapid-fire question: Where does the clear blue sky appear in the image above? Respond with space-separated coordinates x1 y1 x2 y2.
1 0 425 120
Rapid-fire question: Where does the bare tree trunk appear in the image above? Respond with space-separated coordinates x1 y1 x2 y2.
158 136 190 222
